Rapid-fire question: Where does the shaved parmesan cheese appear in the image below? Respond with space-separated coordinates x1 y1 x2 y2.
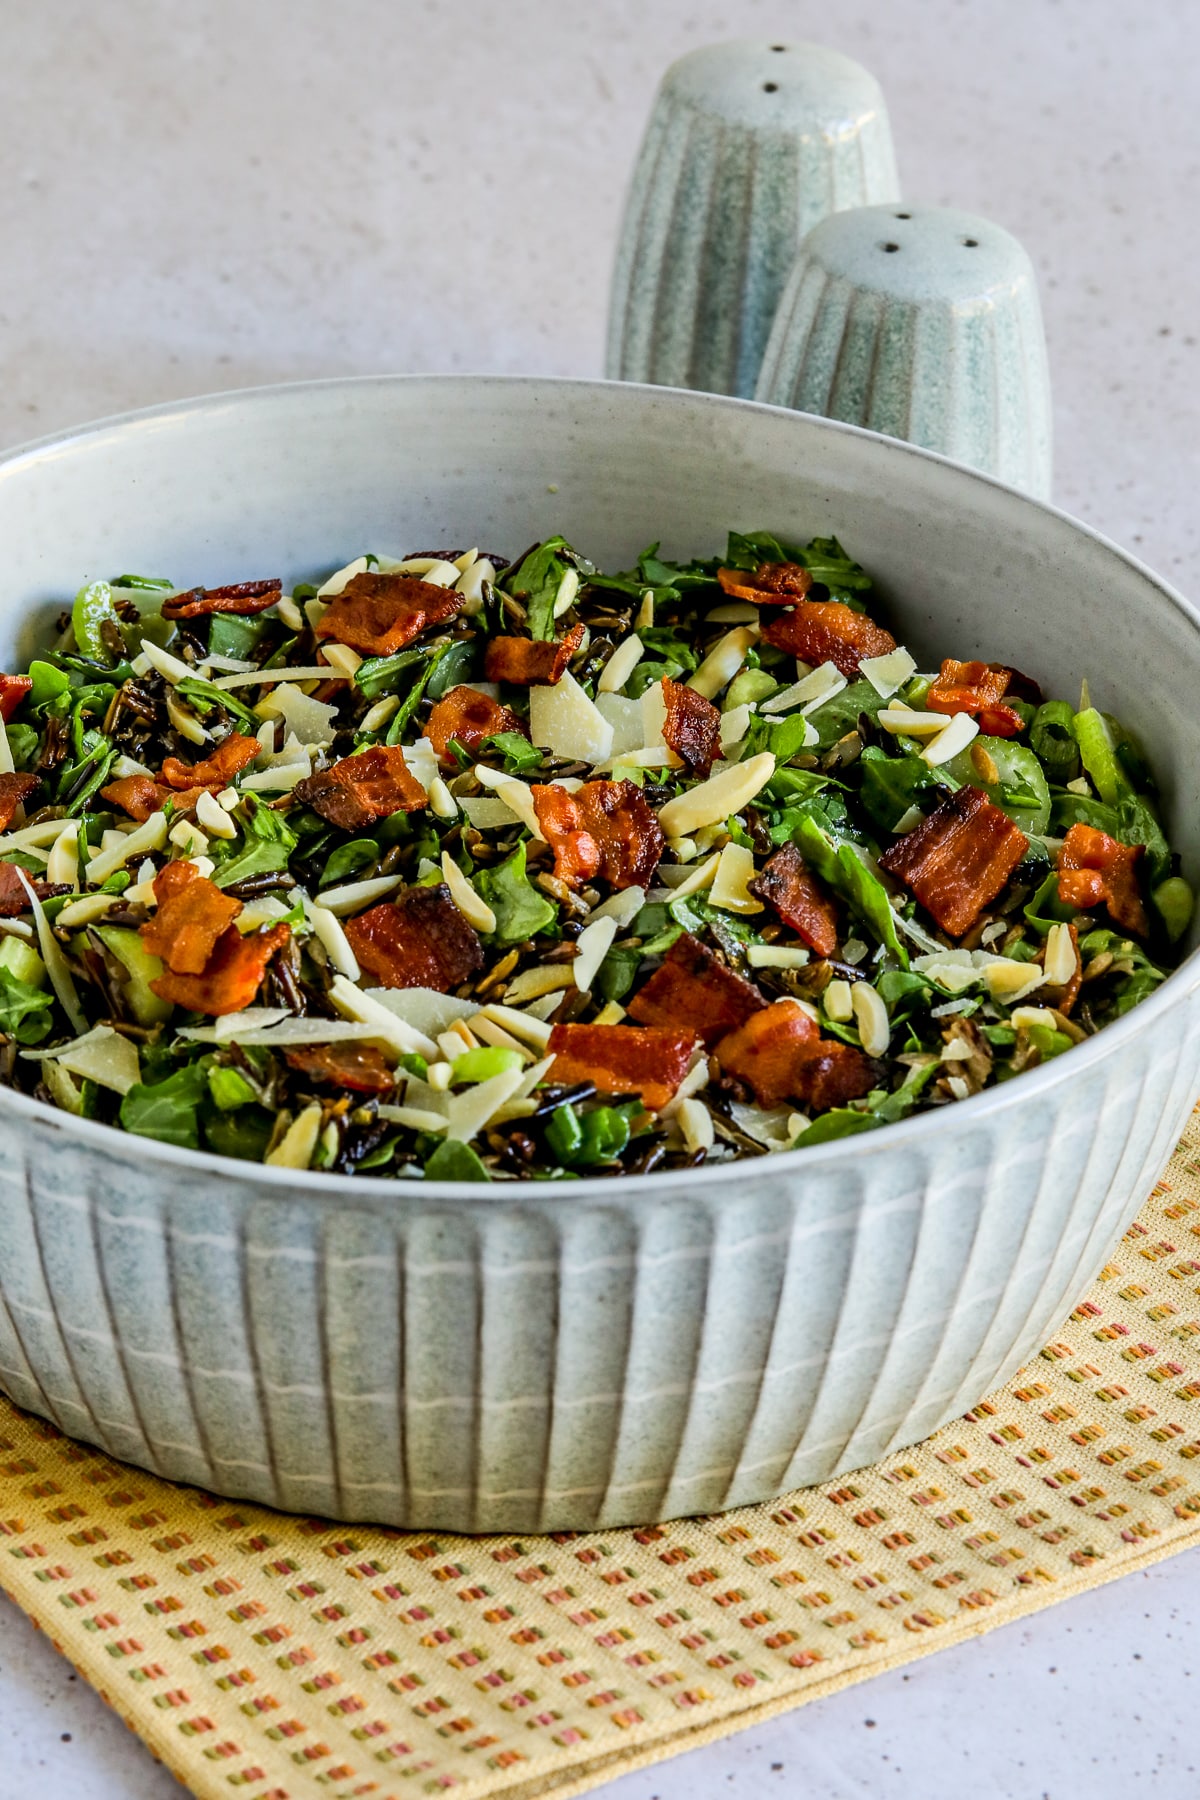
641 679 668 748
573 916 617 991
747 944 810 969
33 1025 141 1095
16 870 86 1034
687 626 757 700
303 898 360 979
598 634 644 693
709 842 764 915
317 555 368 597
454 555 496 613
85 810 168 885
381 1104 450 1134
528 670 614 764
595 691 644 756
318 874 404 915
328 976 439 1057
45 822 80 890
138 637 193 685
364 987 479 1039
478 1002 553 1049
979 958 1045 1004
1012 1006 1059 1031
441 852 496 933
255 682 339 747
473 766 544 839
400 737 438 796
760 661 844 714
921 711 979 766
460 795 521 831
676 1097 714 1154
276 595 305 630
587 885 645 927
663 850 720 900
266 1103 324 1168
319 642 362 677
0 725 13 777
236 896 295 931
860 645 917 698
719 703 752 751
445 1066 527 1143
656 751 775 838
504 964 575 1004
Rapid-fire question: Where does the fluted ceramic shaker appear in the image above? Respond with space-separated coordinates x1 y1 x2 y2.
755 203 1053 497
606 40 900 400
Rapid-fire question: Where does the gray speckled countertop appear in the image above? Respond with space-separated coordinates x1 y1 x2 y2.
1 2 1199 1796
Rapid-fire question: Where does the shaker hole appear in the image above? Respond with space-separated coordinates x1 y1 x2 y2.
763 81 779 92
770 43 787 51
894 212 912 219
882 242 901 253
962 237 979 247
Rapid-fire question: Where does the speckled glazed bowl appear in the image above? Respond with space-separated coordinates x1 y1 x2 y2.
0 377 1197 1534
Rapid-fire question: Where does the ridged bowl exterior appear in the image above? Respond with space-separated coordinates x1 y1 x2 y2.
0 376 1196 1531
606 41 900 399
755 204 1053 496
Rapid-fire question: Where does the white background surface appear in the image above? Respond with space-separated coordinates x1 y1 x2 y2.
1 1 1198 1796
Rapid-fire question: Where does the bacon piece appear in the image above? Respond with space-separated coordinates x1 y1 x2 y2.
879 784 1029 937
0 773 38 834
0 862 68 917
749 843 839 957
101 775 163 822
532 778 664 891
0 676 33 722
160 733 261 791
761 601 896 678
661 677 721 777
293 745 428 832
483 623 584 687
161 579 282 620
716 563 813 604
140 860 244 975
423 685 525 764
926 659 1023 738
1057 823 1149 936
284 1042 396 1095
150 923 290 1017
344 885 484 991
715 999 875 1111
627 931 764 1049
546 1022 697 1112
314 572 463 656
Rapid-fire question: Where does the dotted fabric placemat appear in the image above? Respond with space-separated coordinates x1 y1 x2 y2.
5 1113 1200 1800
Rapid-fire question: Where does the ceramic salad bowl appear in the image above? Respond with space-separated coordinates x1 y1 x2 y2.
0 375 1196 1533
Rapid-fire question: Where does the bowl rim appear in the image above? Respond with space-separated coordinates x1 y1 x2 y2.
2 370 1197 1205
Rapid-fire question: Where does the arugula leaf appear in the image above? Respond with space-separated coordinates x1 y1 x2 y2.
723 532 872 603
208 612 273 661
473 842 556 943
203 1102 275 1161
808 679 888 749
0 971 54 1043
786 811 907 962
482 732 543 775
212 799 298 889
354 647 425 700
321 838 379 885
638 625 700 675
626 659 684 698
1024 869 1077 934
744 709 816 764
594 943 641 1003
424 1138 491 1182
503 537 575 640
858 748 945 833
426 639 478 699
386 645 450 743
1078 928 1168 1015
175 676 259 727
792 1109 880 1147
120 1059 211 1150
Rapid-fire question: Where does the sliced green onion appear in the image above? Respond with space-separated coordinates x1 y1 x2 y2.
1030 700 1080 783
1071 706 1124 803
451 1047 523 1085
1153 876 1194 944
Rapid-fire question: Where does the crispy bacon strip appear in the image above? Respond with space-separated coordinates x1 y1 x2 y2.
161 579 282 620
661 677 721 777
879 784 1029 937
532 778 664 891
0 862 67 917
715 999 875 1111
749 843 839 957
293 745 428 832
101 775 163 822
716 563 813 604
546 1022 698 1112
761 601 895 678
1057 823 1149 936
140 861 243 975
160 733 261 791
150 923 290 1017
628 931 764 1049
423 685 525 764
315 572 463 656
926 659 1023 738
483 623 584 687
0 772 38 834
344 885 484 991
284 1042 396 1094
0 676 33 722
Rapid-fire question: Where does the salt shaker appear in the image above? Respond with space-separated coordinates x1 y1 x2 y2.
606 40 900 399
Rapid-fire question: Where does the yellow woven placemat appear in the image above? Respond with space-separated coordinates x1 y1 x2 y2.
6 1112 1200 1800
